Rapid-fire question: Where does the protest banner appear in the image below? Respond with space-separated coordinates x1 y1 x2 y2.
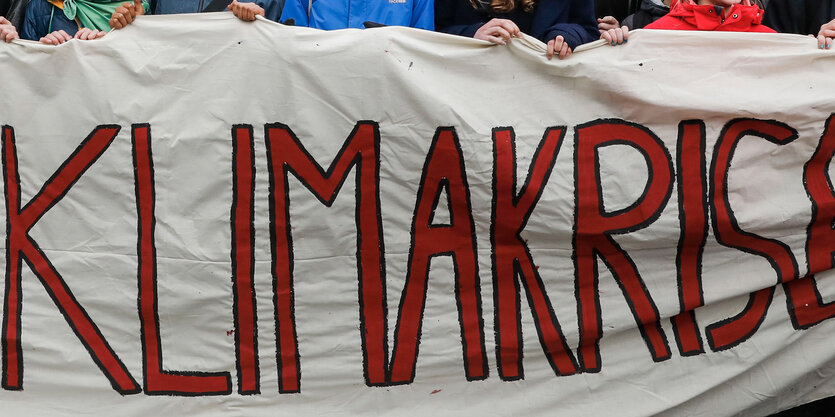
0 14 833 416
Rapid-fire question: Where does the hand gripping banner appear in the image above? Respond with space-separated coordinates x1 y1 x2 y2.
0 14 833 416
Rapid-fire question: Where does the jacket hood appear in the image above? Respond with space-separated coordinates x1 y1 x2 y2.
640 0 670 15
668 1 765 30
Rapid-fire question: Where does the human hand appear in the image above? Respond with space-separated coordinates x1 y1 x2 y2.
546 35 572 60
600 26 629 46
817 18 835 49
0 17 18 43
74 27 107 40
110 0 144 29
597 16 620 33
473 18 520 45
39 30 73 45
229 0 266 21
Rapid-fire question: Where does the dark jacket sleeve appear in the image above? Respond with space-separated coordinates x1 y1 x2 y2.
6 0 29 29
622 13 635 30
533 0 598 48
20 0 43 40
763 0 809 33
763 0 835 34
434 0 485 37
21 0 77 40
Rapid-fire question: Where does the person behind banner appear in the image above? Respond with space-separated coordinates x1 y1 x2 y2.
762 0 835 49
20 0 148 44
3 0 32 30
230 0 433 29
597 0 671 32
596 0 639 24
598 0 775 48
0 15 18 41
151 0 281 19
108 0 283 29
435 0 600 60
820 19 835 48
645 0 772 31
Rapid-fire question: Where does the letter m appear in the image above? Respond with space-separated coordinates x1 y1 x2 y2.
264 122 387 392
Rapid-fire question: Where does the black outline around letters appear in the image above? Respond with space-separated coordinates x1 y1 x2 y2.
672 120 708 357
573 119 674 372
231 125 260 395
705 118 800 352
133 124 233 396
784 114 835 330
490 126 578 381
264 121 387 392
2 125 140 394
388 127 488 385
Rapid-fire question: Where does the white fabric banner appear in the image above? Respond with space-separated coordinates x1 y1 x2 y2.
0 13 834 416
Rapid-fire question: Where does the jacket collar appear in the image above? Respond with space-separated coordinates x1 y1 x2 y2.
640 0 670 14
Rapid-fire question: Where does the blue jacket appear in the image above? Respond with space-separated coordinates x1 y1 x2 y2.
21 0 79 40
435 0 598 48
281 0 433 30
151 0 284 21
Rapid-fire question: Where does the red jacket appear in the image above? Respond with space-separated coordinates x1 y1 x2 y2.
645 2 776 32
